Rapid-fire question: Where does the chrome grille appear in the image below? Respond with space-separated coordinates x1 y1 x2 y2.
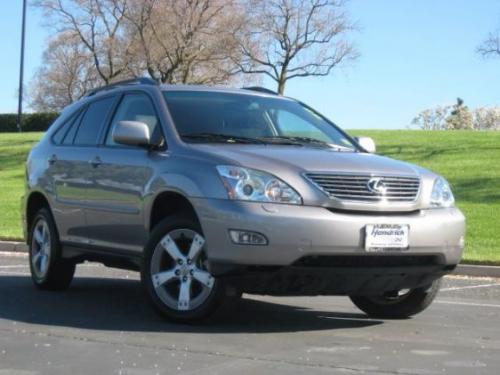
305 173 421 202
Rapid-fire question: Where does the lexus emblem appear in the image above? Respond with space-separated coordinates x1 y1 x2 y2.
367 178 387 195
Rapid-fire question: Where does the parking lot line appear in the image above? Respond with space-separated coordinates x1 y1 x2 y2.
0 263 102 269
436 300 500 308
0 252 28 257
440 283 500 292
0 271 30 276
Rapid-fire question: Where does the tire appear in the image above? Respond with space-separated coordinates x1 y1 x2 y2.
29 208 75 290
349 278 442 319
141 213 226 323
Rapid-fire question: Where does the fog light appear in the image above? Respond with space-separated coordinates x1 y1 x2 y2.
229 230 268 245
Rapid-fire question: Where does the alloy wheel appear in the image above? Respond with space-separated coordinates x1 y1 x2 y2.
150 229 215 311
31 218 51 279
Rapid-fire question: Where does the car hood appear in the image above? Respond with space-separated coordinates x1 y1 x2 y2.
192 144 424 177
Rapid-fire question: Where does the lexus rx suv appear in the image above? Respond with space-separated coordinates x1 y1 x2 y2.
22 78 465 322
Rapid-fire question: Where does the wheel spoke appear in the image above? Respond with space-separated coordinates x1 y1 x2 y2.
160 235 184 261
40 254 48 273
178 278 192 310
152 229 215 312
40 242 48 256
187 234 205 261
152 269 178 288
41 224 48 243
192 269 214 289
34 229 43 246
32 251 41 265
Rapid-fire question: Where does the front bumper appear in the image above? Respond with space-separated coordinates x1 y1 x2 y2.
192 198 465 267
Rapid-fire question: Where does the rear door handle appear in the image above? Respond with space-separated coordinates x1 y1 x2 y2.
48 154 57 165
89 156 102 168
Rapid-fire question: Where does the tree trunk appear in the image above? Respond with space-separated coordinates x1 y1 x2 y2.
277 80 286 95
277 66 287 94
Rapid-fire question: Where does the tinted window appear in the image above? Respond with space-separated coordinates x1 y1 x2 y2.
62 110 85 145
52 114 76 145
74 96 115 146
163 91 355 149
106 93 161 146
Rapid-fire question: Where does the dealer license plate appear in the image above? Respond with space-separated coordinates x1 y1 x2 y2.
365 224 409 251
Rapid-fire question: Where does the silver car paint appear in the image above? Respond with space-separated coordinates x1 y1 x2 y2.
23 84 465 266
191 198 464 266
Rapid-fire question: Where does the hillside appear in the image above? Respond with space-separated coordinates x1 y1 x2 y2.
350 130 500 264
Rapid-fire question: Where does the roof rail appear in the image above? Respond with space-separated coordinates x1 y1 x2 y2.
242 86 279 95
85 77 158 97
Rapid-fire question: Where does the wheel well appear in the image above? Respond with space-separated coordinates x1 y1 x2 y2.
149 192 199 231
26 192 50 231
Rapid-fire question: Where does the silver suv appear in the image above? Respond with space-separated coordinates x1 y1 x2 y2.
22 78 465 322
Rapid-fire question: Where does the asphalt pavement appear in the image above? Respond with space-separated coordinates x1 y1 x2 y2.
1 252 500 375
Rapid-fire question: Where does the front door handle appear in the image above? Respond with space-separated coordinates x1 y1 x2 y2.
48 154 57 165
89 156 102 168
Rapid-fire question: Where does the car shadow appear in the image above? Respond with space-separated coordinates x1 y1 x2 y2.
0 275 383 333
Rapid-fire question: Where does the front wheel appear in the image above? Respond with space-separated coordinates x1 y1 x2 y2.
141 215 225 323
349 278 442 319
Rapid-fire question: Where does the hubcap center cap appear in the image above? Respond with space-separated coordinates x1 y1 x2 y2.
180 264 190 278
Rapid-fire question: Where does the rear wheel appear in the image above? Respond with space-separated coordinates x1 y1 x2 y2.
349 278 442 319
142 214 225 322
29 208 75 290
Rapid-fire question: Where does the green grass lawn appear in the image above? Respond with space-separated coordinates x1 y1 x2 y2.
350 130 500 264
0 130 499 263
0 132 43 240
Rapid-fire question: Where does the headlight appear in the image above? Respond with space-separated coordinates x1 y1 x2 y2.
216 166 302 205
430 177 455 208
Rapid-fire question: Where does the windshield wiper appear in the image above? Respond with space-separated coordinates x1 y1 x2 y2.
181 133 266 144
260 136 353 151
182 133 354 150
255 136 304 146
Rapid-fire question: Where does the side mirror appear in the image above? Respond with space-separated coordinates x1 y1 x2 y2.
355 136 376 153
113 121 151 147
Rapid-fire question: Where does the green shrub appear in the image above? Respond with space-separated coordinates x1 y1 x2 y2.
0 113 59 132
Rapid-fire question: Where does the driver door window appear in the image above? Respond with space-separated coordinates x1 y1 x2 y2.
106 93 162 146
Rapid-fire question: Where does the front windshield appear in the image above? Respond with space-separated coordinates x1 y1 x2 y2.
162 90 357 151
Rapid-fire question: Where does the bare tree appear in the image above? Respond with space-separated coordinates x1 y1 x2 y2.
124 0 247 84
237 0 358 94
29 0 252 109
411 106 450 130
30 0 358 102
477 30 500 58
473 107 500 130
34 0 134 84
29 32 100 111
409 100 500 131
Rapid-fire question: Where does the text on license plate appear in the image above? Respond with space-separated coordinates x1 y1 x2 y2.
365 224 409 251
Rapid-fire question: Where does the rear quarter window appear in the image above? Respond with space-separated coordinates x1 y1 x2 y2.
52 110 81 145
62 110 85 145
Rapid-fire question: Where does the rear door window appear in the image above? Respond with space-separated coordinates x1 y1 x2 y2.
74 96 115 146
